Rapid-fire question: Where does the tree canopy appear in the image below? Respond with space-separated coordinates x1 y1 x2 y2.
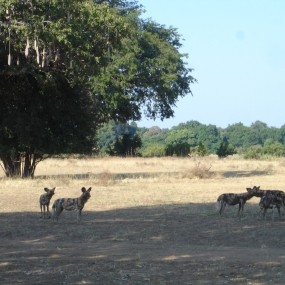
95 120 285 158
0 0 195 177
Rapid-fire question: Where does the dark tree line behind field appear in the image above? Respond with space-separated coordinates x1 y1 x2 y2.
96 120 285 158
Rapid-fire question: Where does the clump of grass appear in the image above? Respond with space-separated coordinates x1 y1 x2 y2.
190 161 213 179
97 170 115 186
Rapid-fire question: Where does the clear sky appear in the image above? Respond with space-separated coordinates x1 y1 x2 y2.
136 0 285 129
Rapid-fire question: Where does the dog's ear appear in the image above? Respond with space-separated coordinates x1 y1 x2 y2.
52 187 56 193
81 187 86 193
87 187 92 192
44 187 49 193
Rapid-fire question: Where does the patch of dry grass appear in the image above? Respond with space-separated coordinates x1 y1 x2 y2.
1 156 285 214
2 156 285 284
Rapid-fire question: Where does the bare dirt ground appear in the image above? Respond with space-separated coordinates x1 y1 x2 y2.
1 157 285 285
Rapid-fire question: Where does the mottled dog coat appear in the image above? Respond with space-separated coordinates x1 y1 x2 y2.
52 187 91 222
259 194 283 219
248 185 285 219
217 188 255 216
39 187 56 218
249 185 285 200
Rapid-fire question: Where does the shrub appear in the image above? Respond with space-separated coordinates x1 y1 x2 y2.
243 143 285 159
263 142 285 157
190 161 213 179
243 146 263 159
141 144 166 157
189 142 208 157
216 142 236 158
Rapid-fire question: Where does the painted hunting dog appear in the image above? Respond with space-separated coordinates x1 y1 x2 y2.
248 185 285 200
217 187 255 216
39 187 56 218
247 185 285 218
259 193 283 219
248 185 285 209
52 187 91 222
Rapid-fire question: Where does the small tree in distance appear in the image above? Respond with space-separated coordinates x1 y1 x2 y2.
216 141 236 158
189 142 208 157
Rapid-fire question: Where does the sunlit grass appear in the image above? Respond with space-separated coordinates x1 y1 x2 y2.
1 156 285 213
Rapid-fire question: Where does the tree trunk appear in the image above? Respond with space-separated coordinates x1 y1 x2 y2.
0 154 21 177
0 152 42 178
22 152 40 178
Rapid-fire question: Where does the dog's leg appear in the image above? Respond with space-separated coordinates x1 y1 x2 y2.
40 204 43 218
219 202 225 215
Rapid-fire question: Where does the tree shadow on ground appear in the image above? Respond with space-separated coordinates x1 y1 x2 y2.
34 171 185 180
223 170 269 178
1 203 285 285
34 170 270 181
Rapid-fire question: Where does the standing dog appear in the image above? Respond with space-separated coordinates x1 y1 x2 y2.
217 187 255 217
52 187 91 222
259 193 283 219
248 185 285 218
249 185 285 201
39 187 56 218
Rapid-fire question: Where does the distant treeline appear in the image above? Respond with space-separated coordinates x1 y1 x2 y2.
96 120 285 158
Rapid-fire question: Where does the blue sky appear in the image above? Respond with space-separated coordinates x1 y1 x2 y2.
136 0 285 129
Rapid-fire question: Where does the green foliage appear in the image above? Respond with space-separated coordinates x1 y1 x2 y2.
0 1 127 84
190 142 208 157
0 0 195 176
0 71 96 177
223 121 279 149
165 141 190 157
140 144 166 157
139 126 168 157
171 121 221 153
216 141 236 158
161 121 221 156
165 128 191 156
96 121 117 155
96 121 141 156
262 142 285 157
113 133 142 156
224 123 258 148
244 142 285 159
141 126 168 144
87 5 196 122
277 124 285 144
97 120 285 159
243 145 263 159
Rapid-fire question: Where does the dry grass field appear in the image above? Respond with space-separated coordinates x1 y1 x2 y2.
1 156 285 284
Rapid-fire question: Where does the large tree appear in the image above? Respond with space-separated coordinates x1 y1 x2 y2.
96 121 142 156
0 0 195 177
